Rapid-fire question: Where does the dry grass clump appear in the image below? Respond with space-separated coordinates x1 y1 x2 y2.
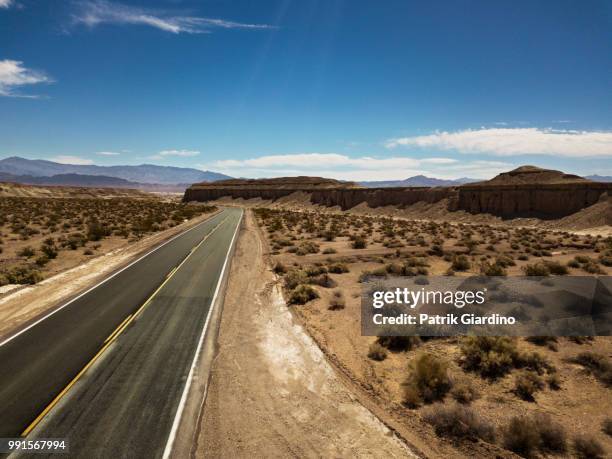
423 404 495 443
459 336 519 379
402 353 451 407
601 418 612 437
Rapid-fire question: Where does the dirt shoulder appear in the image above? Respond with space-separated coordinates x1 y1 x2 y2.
196 210 414 458
0 211 219 341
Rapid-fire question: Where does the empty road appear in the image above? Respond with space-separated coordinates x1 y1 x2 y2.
0 207 242 458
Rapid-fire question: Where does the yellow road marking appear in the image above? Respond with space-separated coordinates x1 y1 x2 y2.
20 214 232 437
103 314 132 344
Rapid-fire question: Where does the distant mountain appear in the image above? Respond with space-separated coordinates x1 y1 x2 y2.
585 175 612 182
359 175 478 188
0 156 231 185
0 172 189 191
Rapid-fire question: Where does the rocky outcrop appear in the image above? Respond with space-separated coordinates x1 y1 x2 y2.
183 184 455 210
458 183 611 219
183 169 612 220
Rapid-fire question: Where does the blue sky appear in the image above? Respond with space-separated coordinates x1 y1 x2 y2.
1 0 611 180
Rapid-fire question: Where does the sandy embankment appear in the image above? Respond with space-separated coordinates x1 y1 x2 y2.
0 212 218 341
196 210 413 458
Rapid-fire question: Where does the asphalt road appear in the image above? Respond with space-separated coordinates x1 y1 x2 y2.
0 207 242 457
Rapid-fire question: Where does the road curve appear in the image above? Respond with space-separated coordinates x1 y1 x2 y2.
0 207 242 458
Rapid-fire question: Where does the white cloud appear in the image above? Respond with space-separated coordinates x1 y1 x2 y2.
158 149 200 157
96 151 120 156
386 128 612 157
0 59 53 98
73 1 274 34
202 153 502 181
52 155 95 165
0 0 13 8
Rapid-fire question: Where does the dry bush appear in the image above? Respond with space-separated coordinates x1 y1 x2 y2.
328 290 345 310
402 353 451 407
376 335 420 352
572 435 605 459
451 255 471 271
367 342 387 361
513 371 544 401
288 285 319 305
423 404 495 442
602 418 612 436
450 379 479 404
570 352 612 386
351 236 367 249
502 414 567 457
460 336 519 379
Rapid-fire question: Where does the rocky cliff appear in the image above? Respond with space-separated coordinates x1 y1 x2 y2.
183 167 612 220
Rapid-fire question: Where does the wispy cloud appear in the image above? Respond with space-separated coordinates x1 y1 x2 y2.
52 155 95 165
0 0 14 9
72 0 275 34
96 151 121 156
0 59 53 98
149 149 200 160
386 128 612 157
202 153 504 181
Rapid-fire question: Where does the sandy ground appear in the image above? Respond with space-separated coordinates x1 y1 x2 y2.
196 210 414 458
0 211 218 341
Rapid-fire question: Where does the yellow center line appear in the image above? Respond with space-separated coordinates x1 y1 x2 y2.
20 214 232 438
103 314 132 344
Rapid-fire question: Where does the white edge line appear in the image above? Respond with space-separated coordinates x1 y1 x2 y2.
0 211 225 348
162 209 243 459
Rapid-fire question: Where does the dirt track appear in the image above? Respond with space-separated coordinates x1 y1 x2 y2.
196 210 413 458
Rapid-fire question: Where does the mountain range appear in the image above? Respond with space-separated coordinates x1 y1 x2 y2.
0 156 230 186
359 175 478 187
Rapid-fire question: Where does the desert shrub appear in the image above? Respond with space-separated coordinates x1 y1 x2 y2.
327 262 349 274
573 435 605 459
523 262 550 276
460 336 519 379
514 371 544 401
4 266 43 284
296 241 319 256
502 416 540 457
41 243 58 259
544 260 569 275
35 255 50 267
584 262 605 274
480 261 507 276
423 404 495 442
535 413 567 453
367 342 387 361
402 354 451 407
568 336 595 344
599 252 612 267
328 290 345 310
288 285 318 305
602 418 612 436
495 255 516 267
309 273 336 288
322 248 337 254
284 269 308 289
570 352 612 386
17 246 35 258
376 335 420 352
526 335 557 347
518 351 552 374
450 379 479 404
351 236 367 249
547 373 561 390
451 255 471 271
83 248 94 255
273 261 287 274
